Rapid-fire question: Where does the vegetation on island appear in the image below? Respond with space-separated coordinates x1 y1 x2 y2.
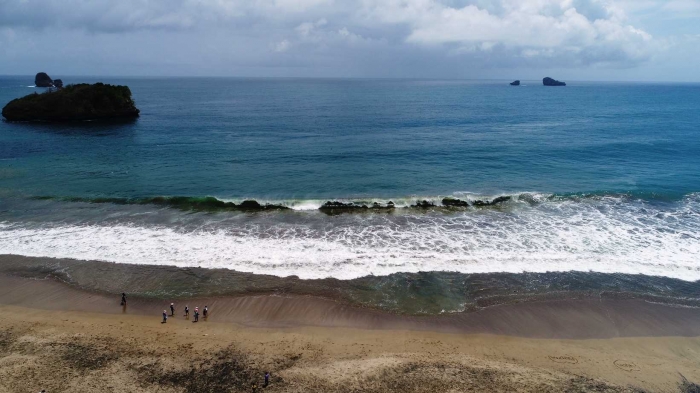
2 83 140 122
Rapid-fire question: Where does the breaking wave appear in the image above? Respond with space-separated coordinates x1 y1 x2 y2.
2 192 699 280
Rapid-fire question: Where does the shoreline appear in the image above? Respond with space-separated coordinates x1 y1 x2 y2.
1 257 700 391
2 271 700 340
1 277 700 391
2 254 700 317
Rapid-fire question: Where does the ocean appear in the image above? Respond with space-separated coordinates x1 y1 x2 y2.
1 76 699 285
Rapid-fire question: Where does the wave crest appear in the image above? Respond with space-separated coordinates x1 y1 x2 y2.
33 190 677 214
4 192 700 281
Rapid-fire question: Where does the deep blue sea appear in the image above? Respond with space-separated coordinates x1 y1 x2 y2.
1 76 699 280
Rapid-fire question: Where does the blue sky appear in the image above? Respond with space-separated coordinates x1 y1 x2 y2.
1 0 699 81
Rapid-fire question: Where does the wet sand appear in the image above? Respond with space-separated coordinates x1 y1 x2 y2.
3 254 700 317
1 271 700 392
2 274 700 339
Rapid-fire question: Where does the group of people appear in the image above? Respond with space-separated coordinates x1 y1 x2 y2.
120 293 271 390
121 293 209 324
162 303 208 323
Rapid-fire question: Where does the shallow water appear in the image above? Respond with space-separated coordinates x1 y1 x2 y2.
3 255 700 316
1 77 699 281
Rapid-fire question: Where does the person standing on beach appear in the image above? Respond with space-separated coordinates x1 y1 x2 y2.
203 305 208 319
184 305 189 319
162 310 168 323
121 293 127 306
170 303 175 316
194 307 199 322
264 372 270 387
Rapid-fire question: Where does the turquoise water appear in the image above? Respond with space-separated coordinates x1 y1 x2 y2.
2 77 699 199
1 77 699 280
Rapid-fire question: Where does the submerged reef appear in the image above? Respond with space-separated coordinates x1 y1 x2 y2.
34 196 290 212
34 195 522 214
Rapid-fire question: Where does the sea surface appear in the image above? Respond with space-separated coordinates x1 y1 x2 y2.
1 76 699 283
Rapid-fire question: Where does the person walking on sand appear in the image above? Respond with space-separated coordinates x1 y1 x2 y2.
121 293 127 306
170 303 175 316
184 305 189 318
194 307 199 322
162 310 168 323
203 305 208 319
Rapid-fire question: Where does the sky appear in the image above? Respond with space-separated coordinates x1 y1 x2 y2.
0 0 699 81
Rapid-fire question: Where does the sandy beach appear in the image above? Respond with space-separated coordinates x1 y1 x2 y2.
2 17 700 393
1 266 700 392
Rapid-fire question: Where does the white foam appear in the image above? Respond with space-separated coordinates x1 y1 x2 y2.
228 197 431 210
1 197 699 280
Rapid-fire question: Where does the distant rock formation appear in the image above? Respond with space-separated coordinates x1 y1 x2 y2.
35 72 53 87
53 79 64 89
510 80 520 86
2 83 140 122
543 77 566 86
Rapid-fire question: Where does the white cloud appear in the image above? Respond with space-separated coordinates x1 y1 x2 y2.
273 39 291 52
359 0 655 65
295 19 328 38
0 0 690 77
662 0 700 13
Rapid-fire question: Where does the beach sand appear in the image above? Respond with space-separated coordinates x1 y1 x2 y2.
1 272 700 392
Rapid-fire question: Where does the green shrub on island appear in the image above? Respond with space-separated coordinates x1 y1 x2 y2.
1 83 140 122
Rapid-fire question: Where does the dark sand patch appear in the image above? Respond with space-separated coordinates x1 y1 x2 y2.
0 321 663 393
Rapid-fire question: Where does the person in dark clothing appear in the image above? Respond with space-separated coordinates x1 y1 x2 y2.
203 306 208 319
162 310 168 323
170 303 175 316
184 305 189 318
264 372 270 387
121 293 127 306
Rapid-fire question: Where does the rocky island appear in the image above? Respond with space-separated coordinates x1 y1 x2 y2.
34 72 54 87
543 77 566 86
2 83 140 122
510 80 520 86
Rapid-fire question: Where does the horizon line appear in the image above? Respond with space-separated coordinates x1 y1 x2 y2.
2 74 700 84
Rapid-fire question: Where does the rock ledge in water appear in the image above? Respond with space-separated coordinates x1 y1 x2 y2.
510 80 520 86
2 83 141 122
543 77 566 86
442 196 512 207
319 201 395 215
412 200 436 208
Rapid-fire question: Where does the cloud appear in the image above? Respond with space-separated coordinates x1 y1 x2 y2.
0 0 682 76
359 0 655 66
273 39 290 52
